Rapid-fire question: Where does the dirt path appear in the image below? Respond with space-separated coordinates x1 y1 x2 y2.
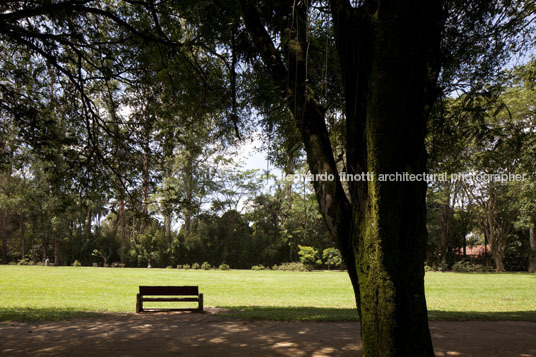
1 310 535 356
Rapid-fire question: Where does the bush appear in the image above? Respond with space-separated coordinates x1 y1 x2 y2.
183 264 191 270
424 265 433 272
271 264 279 270
451 261 491 272
218 263 230 270
166 265 173 269
201 261 211 270
323 248 342 270
8 261 17 265
72 260 82 267
177 265 183 269
277 262 308 271
251 264 265 271
192 262 200 270
17 258 32 265
298 245 321 270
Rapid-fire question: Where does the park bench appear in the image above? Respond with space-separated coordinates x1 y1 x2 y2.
136 286 204 313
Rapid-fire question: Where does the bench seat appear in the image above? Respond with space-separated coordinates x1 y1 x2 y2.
136 286 203 313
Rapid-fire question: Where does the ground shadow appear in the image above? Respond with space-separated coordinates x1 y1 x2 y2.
0 307 104 322
224 306 536 322
428 309 536 321
223 306 360 321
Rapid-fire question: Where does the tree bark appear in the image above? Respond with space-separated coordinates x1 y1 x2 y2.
240 0 440 355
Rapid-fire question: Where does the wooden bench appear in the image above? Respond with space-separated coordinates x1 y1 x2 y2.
136 286 203 313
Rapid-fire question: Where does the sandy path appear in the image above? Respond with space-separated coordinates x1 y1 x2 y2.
1 310 535 356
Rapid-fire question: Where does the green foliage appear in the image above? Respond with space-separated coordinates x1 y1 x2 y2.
17 258 33 266
251 264 266 271
201 262 211 270
298 245 321 270
277 262 308 272
451 261 490 272
191 262 200 270
322 248 342 270
72 260 82 267
218 263 230 270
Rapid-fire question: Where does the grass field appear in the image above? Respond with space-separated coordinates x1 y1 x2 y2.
1 265 535 322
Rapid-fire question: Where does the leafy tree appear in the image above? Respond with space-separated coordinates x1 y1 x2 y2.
298 245 321 270
322 247 342 270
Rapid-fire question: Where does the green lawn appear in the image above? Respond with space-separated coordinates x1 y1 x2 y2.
1 265 535 322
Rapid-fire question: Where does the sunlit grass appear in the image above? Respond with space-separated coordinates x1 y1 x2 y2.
0 266 535 322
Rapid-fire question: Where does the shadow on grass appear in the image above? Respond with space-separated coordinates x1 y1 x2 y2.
222 306 536 322
427 310 536 321
0 307 104 322
222 306 360 322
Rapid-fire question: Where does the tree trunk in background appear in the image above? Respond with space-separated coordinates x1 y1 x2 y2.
184 159 193 236
54 236 60 266
241 0 440 355
20 213 25 259
440 203 453 265
119 192 126 264
528 226 535 273
85 206 92 236
163 214 171 242
1 212 7 262
141 150 149 234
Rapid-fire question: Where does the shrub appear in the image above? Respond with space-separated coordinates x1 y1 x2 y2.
183 264 191 270
323 248 342 270
277 262 308 271
251 264 265 271
201 261 211 270
177 265 183 269
8 261 17 265
451 261 491 272
424 265 433 272
298 245 321 270
192 262 200 270
219 263 230 270
271 264 279 270
17 258 32 265
72 260 82 267
166 265 173 269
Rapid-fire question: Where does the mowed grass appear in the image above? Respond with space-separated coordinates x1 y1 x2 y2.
0 265 535 322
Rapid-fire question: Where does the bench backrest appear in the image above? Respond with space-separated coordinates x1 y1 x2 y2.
139 286 199 296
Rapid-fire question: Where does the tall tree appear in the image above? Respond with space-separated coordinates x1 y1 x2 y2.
238 0 441 354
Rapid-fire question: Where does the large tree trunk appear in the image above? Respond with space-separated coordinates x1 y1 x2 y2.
241 0 440 355
348 3 435 353
529 225 536 273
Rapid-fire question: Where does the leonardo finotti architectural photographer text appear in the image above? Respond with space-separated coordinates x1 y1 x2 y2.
282 172 527 183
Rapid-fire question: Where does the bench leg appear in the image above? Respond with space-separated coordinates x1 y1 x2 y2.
198 293 204 313
136 293 143 313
